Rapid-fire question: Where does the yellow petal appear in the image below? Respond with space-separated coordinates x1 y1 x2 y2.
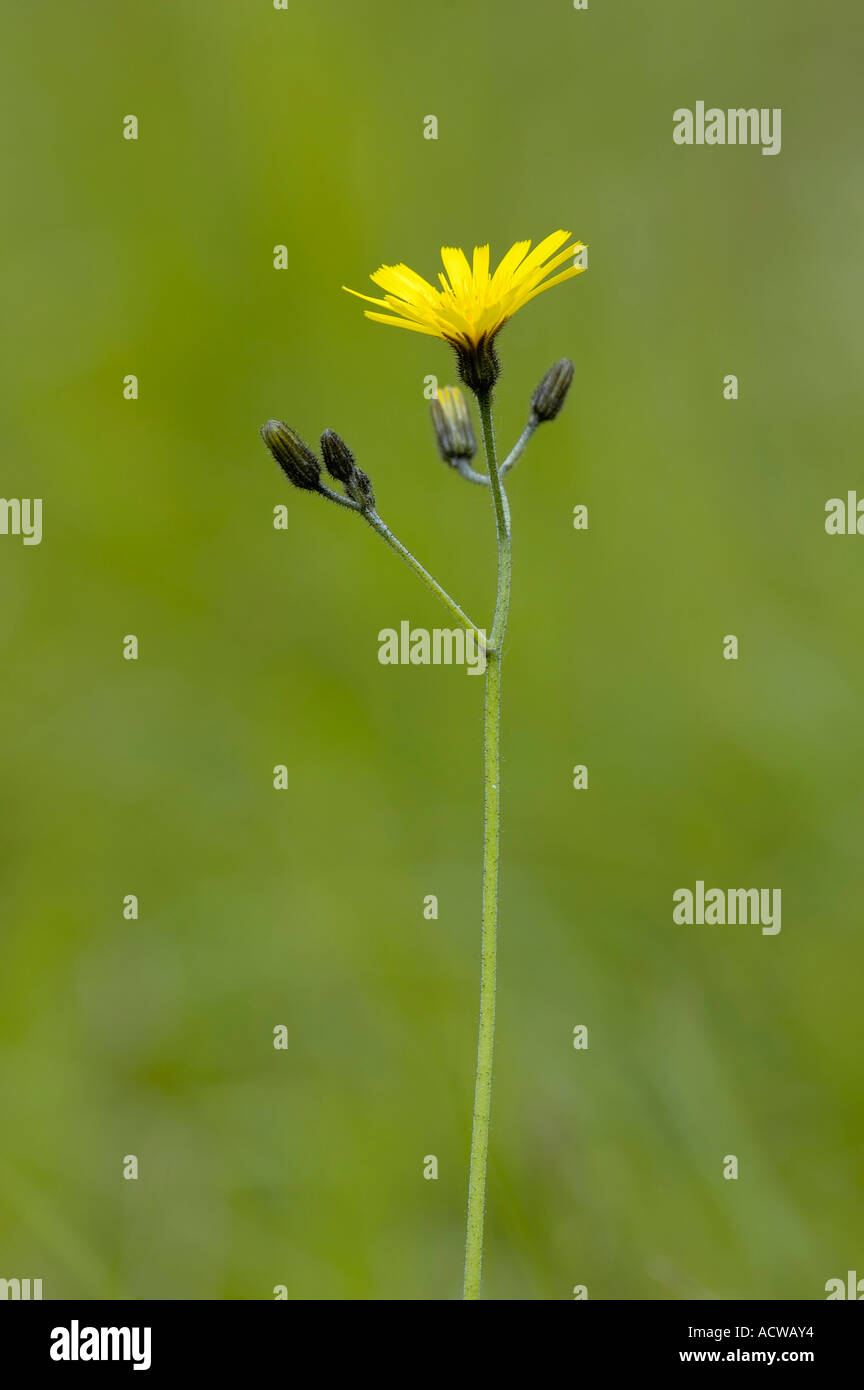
363 310 440 336
512 242 584 298
440 246 473 298
518 262 586 307
489 239 532 293
343 285 396 309
511 229 572 281
371 262 439 303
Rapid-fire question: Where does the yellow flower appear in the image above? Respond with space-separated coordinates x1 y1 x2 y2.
344 230 586 392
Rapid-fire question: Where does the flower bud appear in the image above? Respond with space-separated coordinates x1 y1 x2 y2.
349 467 376 509
260 419 322 490
430 386 477 466
320 429 356 485
530 358 574 423
320 429 375 508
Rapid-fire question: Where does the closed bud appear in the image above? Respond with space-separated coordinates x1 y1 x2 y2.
430 386 477 466
320 429 356 485
530 358 575 423
320 428 376 509
260 419 322 490
349 467 376 509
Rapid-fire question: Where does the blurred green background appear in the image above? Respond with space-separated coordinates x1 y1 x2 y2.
1 0 862 1300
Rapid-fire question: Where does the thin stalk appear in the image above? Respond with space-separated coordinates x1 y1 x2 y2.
362 507 487 652
462 388 511 1301
500 418 537 478
450 419 537 486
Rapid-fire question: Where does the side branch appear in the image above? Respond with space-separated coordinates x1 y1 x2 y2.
362 507 490 654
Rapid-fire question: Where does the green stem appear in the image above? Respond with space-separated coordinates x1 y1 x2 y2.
363 508 487 652
463 389 511 1301
500 419 537 478
450 419 536 488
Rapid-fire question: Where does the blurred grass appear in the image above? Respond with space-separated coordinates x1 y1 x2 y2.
1 0 863 1299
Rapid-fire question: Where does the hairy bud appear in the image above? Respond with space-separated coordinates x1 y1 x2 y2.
530 358 575 423
260 419 322 490
430 386 477 466
320 429 356 484
320 428 375 509
349 467 376 509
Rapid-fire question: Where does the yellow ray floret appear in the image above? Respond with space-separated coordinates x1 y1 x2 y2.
343 230 587 351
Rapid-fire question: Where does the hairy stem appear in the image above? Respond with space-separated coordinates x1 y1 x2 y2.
462 389 511 1301
450 419 537 488
362 508 487 651
500 419 537 478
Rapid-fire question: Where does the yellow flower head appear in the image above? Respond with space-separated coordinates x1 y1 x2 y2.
344 229 586 393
